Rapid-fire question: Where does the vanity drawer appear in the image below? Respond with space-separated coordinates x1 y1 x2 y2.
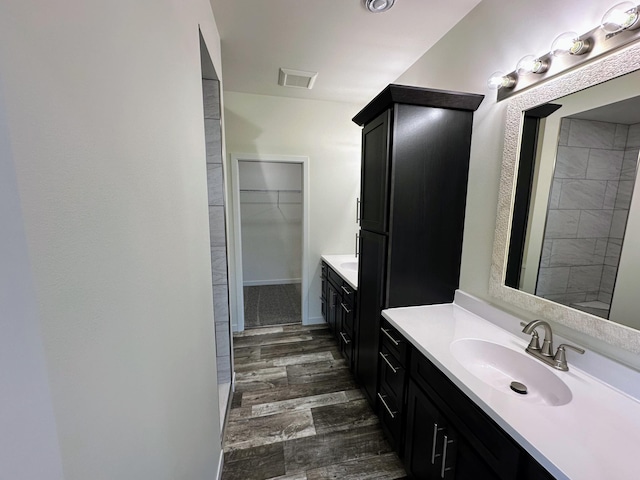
377 386 403 451
411 349 520 479
378 343 406 408
380 319 407 365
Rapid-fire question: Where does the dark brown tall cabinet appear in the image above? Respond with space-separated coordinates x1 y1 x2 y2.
353 85 484 407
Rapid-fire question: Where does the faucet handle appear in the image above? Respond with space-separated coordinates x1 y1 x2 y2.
553 343 585 371
520 322 541 351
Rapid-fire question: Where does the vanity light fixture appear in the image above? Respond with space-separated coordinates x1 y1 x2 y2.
487 71 516 90
516 55 549 75
601 2 640 33
363 0 395 13
489 2 640 100
550 31 590 56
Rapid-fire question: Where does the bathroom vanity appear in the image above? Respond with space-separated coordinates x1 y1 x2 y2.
381 292 640 480
320 255 358 372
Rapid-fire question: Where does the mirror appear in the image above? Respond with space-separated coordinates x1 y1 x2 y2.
490 40 640 354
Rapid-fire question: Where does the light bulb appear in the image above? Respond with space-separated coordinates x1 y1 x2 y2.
487 71 516 90
516 55 548 75
551 32 590 56
601 2 639 33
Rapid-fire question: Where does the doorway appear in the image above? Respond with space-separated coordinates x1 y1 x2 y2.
231 154 309 332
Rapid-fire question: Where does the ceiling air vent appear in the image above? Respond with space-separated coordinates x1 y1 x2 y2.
278 68 318 89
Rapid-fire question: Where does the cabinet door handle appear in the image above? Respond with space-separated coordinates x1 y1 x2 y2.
431 423 444 464
356 198 361 224
378 351 398 374
381 327 401 346
441 435 454 478
340 302 352 313
339 332 351 345
355 233 360 258
340 285 352 296
377 393 396 419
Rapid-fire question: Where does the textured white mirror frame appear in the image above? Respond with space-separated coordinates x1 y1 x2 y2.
490 40 640 354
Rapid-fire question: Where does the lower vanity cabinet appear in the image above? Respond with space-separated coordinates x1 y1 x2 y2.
405 379 497 480
389 335 556 480
377 320 408 454
320 261 357 372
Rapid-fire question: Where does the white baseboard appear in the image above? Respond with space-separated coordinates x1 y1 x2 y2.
243 278 301 287
305 315 325 325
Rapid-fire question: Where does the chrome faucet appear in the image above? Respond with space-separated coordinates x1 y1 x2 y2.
520 320 585 371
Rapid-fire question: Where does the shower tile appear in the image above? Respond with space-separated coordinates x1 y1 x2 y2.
598 291 613 305
568 119 616 149
586 149 623 180
621 149 639 180
535 267 570 296
209 206 226 246
603 181 619 209
543 292 586 306
567 265 603 293
207 164 224 206
576 210 613 239
615 180 635 209
544 210 580 238
211 246 228 285
205 118 223 164
627 123 640 148
605 239 622 267
202 79 221 120
610 209 629 239
549 238 598 266
554 146 588 179
558 180 607 210
214 284 230 324
600 265 618 294
216 322 231 358
540 240 552 268
558 119 570 146
614 124 630 150
548 179 562 209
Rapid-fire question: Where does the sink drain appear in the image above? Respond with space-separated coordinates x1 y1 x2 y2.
510 381 528 395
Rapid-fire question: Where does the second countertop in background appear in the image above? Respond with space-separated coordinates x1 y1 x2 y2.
321 254 358 290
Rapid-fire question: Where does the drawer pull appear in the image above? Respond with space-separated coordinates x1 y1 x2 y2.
441 435 454 478
377 393 397 419
341 285 352 295
431 423 444 464
341 302 352 313
381 327 401 346
339 332 351 345
378 351 398 374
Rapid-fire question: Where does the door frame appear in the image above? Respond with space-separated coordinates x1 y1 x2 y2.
230 153 310 332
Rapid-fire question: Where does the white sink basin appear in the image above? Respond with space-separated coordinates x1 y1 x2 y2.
450 339 572 406
340 261 358 272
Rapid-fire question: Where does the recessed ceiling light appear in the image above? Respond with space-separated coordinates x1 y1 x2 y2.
364 0 395 13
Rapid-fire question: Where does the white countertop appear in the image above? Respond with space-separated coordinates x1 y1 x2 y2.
321 254 358 290
382 302 640 480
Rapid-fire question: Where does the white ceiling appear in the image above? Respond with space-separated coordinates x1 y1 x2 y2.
209 0 481 106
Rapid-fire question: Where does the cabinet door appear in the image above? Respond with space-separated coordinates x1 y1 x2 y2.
405 380 499 480
355 229 387 406
326 282 338 334
360 109 391 234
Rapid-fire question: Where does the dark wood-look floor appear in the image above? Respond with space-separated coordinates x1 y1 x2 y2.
222 324 407 480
